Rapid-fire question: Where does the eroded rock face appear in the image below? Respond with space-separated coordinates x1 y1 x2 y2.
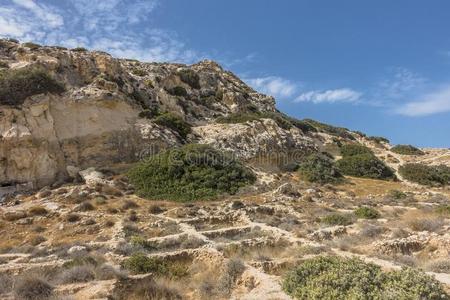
0 95 179 188
193 119 317 167
0 39 311 188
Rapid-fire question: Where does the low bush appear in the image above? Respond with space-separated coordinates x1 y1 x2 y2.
321 213 354 226
406 217 444 232
65 213 81 223
72 47 88 52
22 42 41 50
354 206 380 219
339 144 373 157
131 68 147 76
152 112 191 139
337 153 395 180
111 276 182 300
388 189 408 199
28 206 48 216
216 258 246 295
367 136 390 144
216 111 316 132
303 119 355 140
128 144 256 201
0 61 9 69
0 68 65 106
121 253 187 279
74 201 95 212
177 69 200 89
283 256 449 300
57 266 95 284
435 204 450 216
391 144 425 155
167 86 188 97
424 259 450 274
297 153 343 184
399 163 450 186
13 275 53 300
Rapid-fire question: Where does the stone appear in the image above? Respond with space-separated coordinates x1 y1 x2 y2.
67 245 87 255
66 165 81 179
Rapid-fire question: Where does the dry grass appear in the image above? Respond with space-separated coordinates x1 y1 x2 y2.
13 275 54 300
28 206 48 216
401 210 444 232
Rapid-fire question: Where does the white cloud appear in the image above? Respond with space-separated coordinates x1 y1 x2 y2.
0 0 199 63
395 85 450 117
246 76 298 98
378 67 426 99
12 0 63 28
295 88 362 104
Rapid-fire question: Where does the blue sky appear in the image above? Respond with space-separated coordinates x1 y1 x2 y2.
1 0 449 147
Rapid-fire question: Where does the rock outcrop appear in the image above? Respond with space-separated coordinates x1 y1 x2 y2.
0 39 319 189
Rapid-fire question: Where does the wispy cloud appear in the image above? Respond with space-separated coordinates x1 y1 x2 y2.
245 76 299 98
378 67 426 99
395 85 450 117
295 88 361 104
0 0 199 63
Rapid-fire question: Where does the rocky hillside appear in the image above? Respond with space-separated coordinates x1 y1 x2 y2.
1 40 449 300
0 39 357 193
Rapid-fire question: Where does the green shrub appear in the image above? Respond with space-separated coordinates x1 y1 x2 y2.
216 111 315 132
177 69 200 89
298 153 343 184
354 206 380 219
216 112 261 124
22 42 41 50
152 113 191 139
321 213 354 226
138 107 160 119
339 144 373 157
283 256 449 300
127 144 256 201
391 144 425 155
0 68 65 106
121 253 188 278
337 153 395 180
388 189 408 199
367 136 390 144
167 86 188 97
72 47 88 52
399 163 450 186
13 275 54 300
122 253 168 275
303 119 355 140
131 68 147 77
435 204 450 216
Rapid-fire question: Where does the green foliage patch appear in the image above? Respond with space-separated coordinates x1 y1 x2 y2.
152 112 192 139
321 213 354 226
337 153 395 180
298 153 343 184
0 68 65 106
121 253 189 278
367 136 390 144
167 86 188 97
128 144 256 201
391 144 425 155
177 69 200 89
354 206 380 219
339 144 373 157
399 163 450 186
283 256 449 300
303 119 355 140
216 111 317 132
